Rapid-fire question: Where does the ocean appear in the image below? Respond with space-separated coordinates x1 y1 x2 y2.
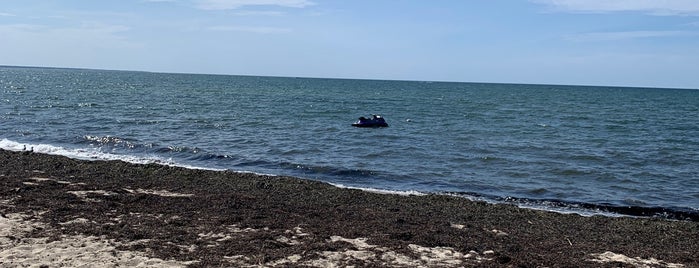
1 66 697 220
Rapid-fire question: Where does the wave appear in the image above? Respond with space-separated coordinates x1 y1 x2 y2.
328 183 427 196
79 135 238 163
277 162 383 178
0 138 219 171
81 135 148 150
446 191 699 221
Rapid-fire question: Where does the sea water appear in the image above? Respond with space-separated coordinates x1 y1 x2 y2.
1 66 698 220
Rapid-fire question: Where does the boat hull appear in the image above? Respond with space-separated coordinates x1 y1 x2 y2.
352 122 388 127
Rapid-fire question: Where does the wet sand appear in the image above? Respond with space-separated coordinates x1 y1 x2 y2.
1 149 697 267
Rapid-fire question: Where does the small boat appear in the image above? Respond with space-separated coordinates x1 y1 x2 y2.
352 115 388 127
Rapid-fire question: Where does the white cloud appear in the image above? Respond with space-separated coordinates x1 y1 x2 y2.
532 0 699 15
0 12 17 17
565 30 695 41
206 25 291 33
194 0 314 10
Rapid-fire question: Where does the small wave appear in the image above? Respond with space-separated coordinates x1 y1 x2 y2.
77 102 95 108
180 150 234 162
0 138 220 171
505 196 699 221
442 190 699 221
82 135 144 150
329 183 426 196
552 168 590 176
277 162 381 179
83 136 235 164
0 139 31 151
527 188 550 195
155 145 202 154
478 155 507 163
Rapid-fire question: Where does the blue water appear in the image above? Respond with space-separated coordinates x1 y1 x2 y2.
2 66 698 220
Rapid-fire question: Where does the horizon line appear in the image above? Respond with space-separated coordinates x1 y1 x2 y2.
1 64 695 91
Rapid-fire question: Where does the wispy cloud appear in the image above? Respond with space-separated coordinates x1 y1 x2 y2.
194 0 314 10
232 10 285 16
0 12 17 17
0 23 121 33
0 24 42 32
565 30 695 41
79 22 131 34
532 0 699 16
0 22 135 46
206 25 291 33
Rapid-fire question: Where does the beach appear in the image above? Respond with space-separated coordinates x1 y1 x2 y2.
1 149 697 267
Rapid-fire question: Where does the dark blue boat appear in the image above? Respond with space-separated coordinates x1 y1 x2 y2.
352 115 388 127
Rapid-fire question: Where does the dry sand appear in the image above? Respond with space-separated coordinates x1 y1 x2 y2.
1 149 697 267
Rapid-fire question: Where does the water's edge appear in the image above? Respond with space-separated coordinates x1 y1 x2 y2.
3 139 696 221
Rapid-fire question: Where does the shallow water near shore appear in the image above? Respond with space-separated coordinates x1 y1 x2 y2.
1 66 698 220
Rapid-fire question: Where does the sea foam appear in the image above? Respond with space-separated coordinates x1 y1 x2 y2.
0 138 219 171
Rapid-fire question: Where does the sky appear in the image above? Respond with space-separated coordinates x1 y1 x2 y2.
1 0 699 89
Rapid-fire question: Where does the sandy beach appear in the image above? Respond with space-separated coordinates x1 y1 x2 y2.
1 149 697 267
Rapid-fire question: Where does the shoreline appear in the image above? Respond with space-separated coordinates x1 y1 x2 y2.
1 149 697 267
3 139 695 222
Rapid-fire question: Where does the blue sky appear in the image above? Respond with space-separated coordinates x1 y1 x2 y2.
1 0 698 89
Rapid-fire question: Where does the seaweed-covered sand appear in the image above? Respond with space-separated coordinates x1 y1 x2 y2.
1 149 697 267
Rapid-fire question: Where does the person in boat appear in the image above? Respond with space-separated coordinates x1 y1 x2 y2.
371 114 386 123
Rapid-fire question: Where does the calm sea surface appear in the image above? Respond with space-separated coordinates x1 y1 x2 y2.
2 66 698 220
